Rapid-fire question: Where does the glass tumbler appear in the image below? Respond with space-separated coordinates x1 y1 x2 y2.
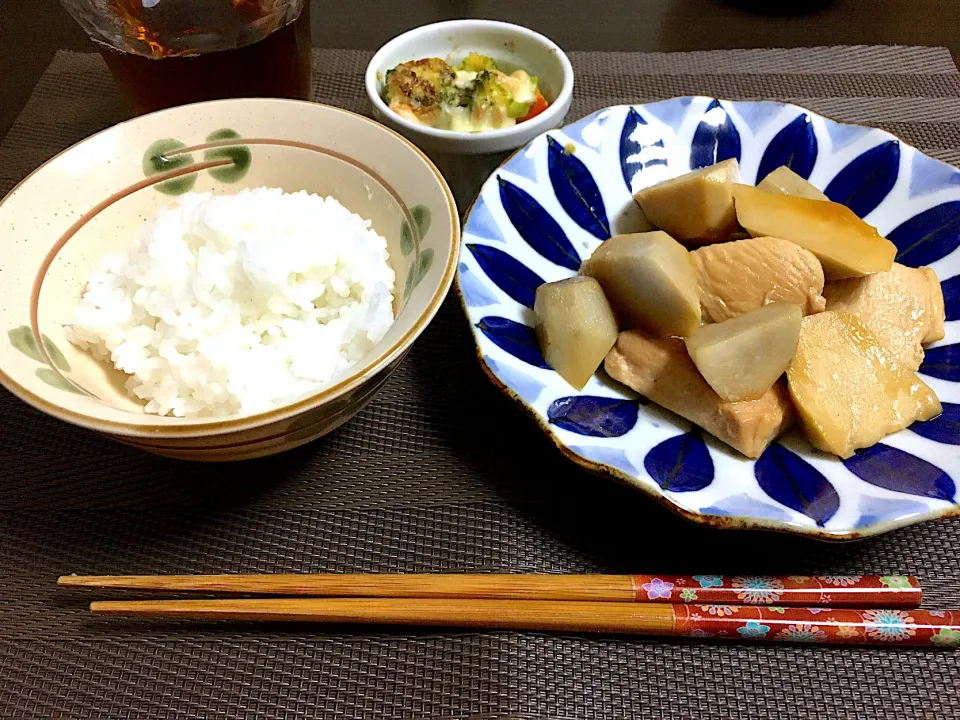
59 0 312 115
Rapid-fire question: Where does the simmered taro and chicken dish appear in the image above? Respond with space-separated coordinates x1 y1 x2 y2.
534 162 945 459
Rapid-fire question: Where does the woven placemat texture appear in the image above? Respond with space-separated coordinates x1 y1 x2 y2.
1 46 959 719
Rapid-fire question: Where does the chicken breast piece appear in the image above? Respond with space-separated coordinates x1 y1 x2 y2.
605 329 794 459
787 312 942 458
823 263 946 372
693 237 827 323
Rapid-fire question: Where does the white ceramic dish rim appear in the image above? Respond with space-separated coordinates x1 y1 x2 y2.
364 19 575 145
0 98 461 438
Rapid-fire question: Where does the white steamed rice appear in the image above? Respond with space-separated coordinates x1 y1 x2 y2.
66 187 396 418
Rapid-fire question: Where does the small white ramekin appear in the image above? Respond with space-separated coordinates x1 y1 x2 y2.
365 19 574 156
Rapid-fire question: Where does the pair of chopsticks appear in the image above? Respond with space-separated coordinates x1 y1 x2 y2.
59 573 960 646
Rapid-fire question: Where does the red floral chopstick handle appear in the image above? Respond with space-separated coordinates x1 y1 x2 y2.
672 605 960 646
631 574 921 608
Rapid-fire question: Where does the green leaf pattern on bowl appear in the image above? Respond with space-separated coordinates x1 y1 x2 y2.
412 204 431 236
35 367 84 395
9 326 70 371
403 204 434 298
142 129 252 195
142 139 197 195
415 249 435 285
8 325 87 394
203 128 253 183
400 221 414 256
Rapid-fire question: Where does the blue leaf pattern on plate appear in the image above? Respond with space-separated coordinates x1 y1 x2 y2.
920 343 960 382
690 100 742 170
754 444 840 526
844 444 955 502
642 97 693 130
825 120 870 152
498 176 581 271
824 140 900 218
463 196 503 242
620 107 648 194
458 263 498 308
547 136 610 240
475 316 549 369
701 493 793 522
467 243 544 309
733 101 785 135
856 496 930 529
756 114 818 183
570 445 639 477
909 151 960 198
547 396 640 437
910 402 960 445
484 357 546 401
887 201 960 267
504 149 537 182
643 431 714 492
943 275 960 322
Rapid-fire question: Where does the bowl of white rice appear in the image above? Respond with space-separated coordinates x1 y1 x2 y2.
0 99 459 460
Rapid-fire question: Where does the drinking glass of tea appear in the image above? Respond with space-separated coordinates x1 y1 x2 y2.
59 0 313 115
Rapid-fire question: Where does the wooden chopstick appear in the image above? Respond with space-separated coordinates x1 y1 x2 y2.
59 573 923 608
86 597 960 647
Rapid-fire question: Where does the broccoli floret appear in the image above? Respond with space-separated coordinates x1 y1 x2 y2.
440 76 473 108
459 52 497 72
470 70 513 110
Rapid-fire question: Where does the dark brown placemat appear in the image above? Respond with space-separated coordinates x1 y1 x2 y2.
1 46 959 719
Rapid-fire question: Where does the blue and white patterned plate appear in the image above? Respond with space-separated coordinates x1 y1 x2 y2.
457 97 960 540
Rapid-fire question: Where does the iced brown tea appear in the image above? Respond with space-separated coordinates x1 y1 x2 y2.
60 0 312 115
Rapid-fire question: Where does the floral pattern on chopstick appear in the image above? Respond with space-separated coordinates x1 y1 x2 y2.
674 607 960 646
631 574 921 607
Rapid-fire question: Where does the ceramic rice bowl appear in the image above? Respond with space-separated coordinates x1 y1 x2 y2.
0 99 459 461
